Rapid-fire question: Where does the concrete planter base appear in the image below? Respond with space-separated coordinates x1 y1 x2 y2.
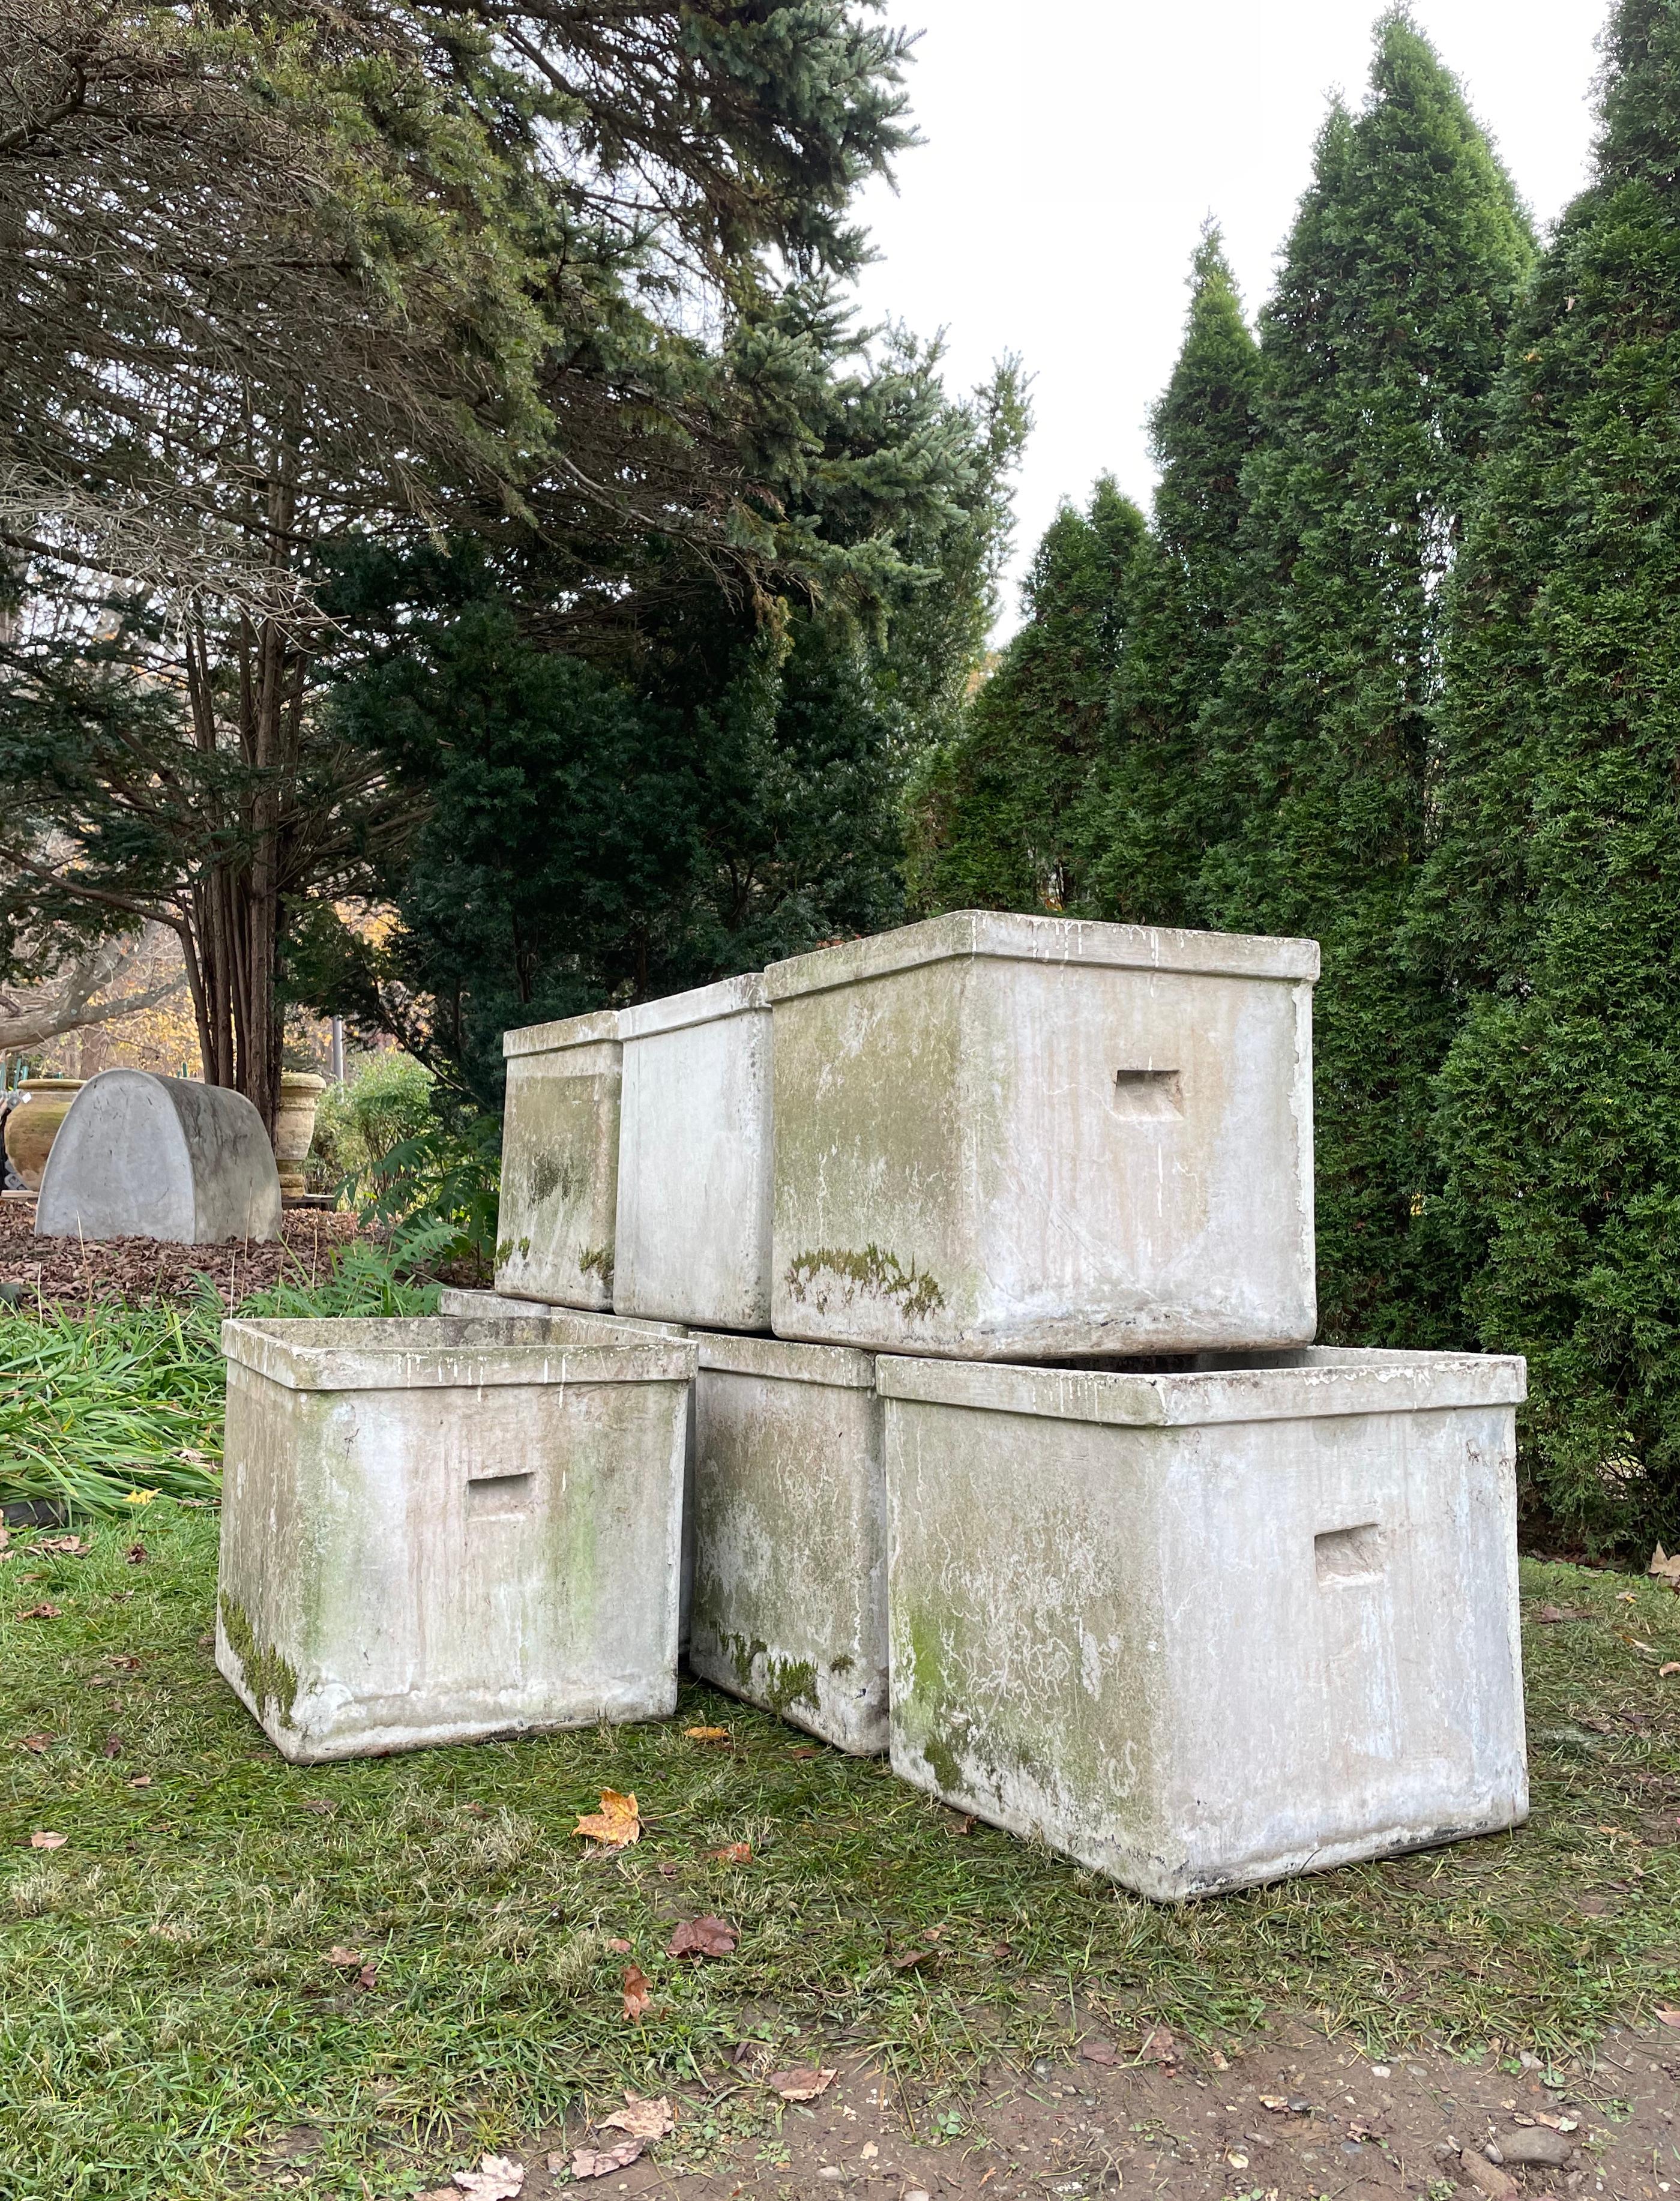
879 1346 1529 1899
688 1334 887 1754
217 1316 694 1762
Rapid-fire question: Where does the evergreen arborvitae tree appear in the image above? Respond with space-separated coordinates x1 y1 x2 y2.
904 478 1145 914
1074 231 1260 927
1414 0 1680 1550
1190 11 1533 1344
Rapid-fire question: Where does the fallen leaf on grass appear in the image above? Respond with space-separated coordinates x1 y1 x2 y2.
667 1915 736 1959
29 1831 65 1849
1650 1544 1680 1586
298 1799 334 1816
101 1733 123 1757
1656 2007 1680 2028
1079 2040 1118 2067
789 1746 820 1759
1661 1662 1680 1678
570 2140 643 2179
1140 2024 1180 2065
35 1535 90 1556
621 1963 652 2020
127 1774 152 1789
606 1937 633 1954
766 2068 837 2102
944 1812 977 1835
18 1733 55 1753
354 1963 377 1990
325 1945 364 1969
452 2155 524 2198
105 1655 140 1670
574 1789 640 1848
600 2094 674 2140
707 1841 752 1864
125 1542 148 1565
684 1726 730 1743
890 1948 931 1970
17 1603 61 1619
1534 1603 1594 1624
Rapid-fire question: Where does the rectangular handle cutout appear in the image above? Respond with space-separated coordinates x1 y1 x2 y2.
1109 1068 1182 1120
468 1471 534 1520
1315 1523 1384 1585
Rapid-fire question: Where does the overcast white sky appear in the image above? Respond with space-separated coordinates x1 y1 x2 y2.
849 0 1611 638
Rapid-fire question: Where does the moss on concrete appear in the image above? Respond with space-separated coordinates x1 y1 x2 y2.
218 1592 298 1728
783 1244 945 1324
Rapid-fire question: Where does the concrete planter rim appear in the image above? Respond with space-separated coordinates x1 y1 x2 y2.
763 910 1320 1002
221 1312 696 1391
502 1008 621 1060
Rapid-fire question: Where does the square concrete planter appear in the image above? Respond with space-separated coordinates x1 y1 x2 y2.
688 1335 886 1754
217 1316 695 1762
615 975 774 1329
495 1010 621 1308
764 912 1319 1359
879 1346 1529 1899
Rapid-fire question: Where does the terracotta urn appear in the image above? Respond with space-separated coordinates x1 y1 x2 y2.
4 1078 85 1191
274 1072 328 1198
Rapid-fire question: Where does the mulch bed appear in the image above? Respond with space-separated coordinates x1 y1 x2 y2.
0 1197 362 1311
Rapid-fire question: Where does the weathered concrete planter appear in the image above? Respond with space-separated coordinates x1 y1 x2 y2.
764 912 1319 1360
38 1070 281 1243
3 1077 83 1190
688 1334 886 1754
495 1010 621 1308
217 1315 695 1762
879 1346 1529 1900
615 975 774 1329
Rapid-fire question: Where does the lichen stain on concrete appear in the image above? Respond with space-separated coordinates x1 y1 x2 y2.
218 1591 299 1727
528 1151 577 1206
578 1244 613 1287
784 1244 945 1322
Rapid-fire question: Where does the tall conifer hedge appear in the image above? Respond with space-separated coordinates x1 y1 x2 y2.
1076 233 1260 927
1191 13 1533 1345
1415 0 1680 1547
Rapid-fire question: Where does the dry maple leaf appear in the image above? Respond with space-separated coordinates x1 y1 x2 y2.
707 1841 752 1864
325 1945 364 1968
667 1915 736 1959
599 2094 674 2140
29 1831 66 1849
574 1789 640 1847
570 2139 643 2179
1079 2040 1119 2067
621 1963 652 2020
890 1948 931 1971
452 2155 525 2199
354 1963 377 1990
18 1733 55 1753
36 1535 89 1556
684 1726 730 1743
17 1603 61 1619
766 2068 837 2102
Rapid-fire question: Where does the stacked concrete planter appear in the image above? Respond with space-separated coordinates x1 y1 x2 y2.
687 1334 887 1756
878 1347 1529 1898
217 1315 694 1761
763 912 1319 1360
495 1010 622 1308
214 909 1529 1906
615 974 774 1330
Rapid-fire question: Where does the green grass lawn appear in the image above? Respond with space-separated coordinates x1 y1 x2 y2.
2 1503 1678 2200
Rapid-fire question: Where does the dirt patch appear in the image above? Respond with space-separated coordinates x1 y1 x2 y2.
0 1196 360 1310
421 2016 1680 2200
